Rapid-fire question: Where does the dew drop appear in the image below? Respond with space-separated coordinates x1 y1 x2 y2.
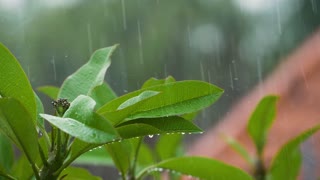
181 132 185 135
148 135 154 138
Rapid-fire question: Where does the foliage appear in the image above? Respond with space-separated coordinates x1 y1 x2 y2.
1 42 319 179
225 96 320 180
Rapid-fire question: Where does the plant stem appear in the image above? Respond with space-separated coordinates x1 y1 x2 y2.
254 154 266 180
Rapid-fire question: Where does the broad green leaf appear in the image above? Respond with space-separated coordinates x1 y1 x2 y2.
73 147 113 166
0 98 39 165
0 134 13 173
88 82 117 109
117 90 160 110
141 76 176 89
137 157 253 180
105 140 133 178
156 134 183 160
222 134 254 166
41 114 117 144
247 95 278 154
41 95 119 144
58 45 118 101
267 125 320 180
98 80 223 125
0 43 37 123
116 117 202 139
37 86 60 100
59 166 101 180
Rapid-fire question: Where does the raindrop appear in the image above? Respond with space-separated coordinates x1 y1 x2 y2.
181 132 185 135
38 131 43 137
148 135 154 138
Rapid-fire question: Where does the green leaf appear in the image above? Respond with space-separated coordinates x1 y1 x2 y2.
117 90 160 110
155 134 183 160
41 95 119 144
0 43 37 123
0 98 39 165
40 114 117 144
116 117 202 139
88 82 117 109
137 157 253 180
98 80 223 125
73 147 113 166
66 139 99 168
58 45 118 101
37 86 60 100
267 125 320 180
11 153 34 179
137 143 155 170
0 134 13 173
222 134 254 166
59 166 102 180
34 92 45 130
247 95 278 154
141 76 176 89
105 140 133 178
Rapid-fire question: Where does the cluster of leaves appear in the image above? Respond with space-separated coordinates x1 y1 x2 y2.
1 42 318 180
224 96 320 180
0 42 255 180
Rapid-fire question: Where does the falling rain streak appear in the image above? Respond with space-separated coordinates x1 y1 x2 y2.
51 56 57 81
87 23 93 54
137 20 144 64
121 0 127 30
275 0 282 34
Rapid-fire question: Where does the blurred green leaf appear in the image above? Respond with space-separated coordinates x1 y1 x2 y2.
59 166 102 180
41 95 119 144
58 45 118 101
73 147 113 166
247 95 278 154
116 116 202 139
0 43 37 124
98 80 223 125
37 86 60 100
156 134 183 161
0 98 39 165
66 139 98 168
88 82 117 109
105 140 133 178
141 76 176 89
0 134 13 173
11 154 33 179
136 143 155 171
267 125 320 180
34 92 45 130
137 156 253 180
222 134 254 166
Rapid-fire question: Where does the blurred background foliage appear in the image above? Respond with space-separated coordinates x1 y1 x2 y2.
1 0 320 178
